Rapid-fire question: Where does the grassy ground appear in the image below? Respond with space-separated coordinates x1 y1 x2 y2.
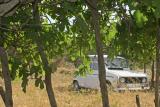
0 66 155 107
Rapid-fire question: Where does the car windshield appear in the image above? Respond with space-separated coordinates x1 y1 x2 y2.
106 57 128 69
89 56 129 70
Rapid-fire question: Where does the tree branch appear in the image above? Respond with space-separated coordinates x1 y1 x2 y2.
85 0 97 11
0 0 19 16
0 0 36 17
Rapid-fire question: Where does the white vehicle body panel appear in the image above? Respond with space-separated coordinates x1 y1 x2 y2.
74 55 149 91
107 70 146 77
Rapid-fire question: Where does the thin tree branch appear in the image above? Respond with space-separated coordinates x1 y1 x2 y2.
0 26 15 31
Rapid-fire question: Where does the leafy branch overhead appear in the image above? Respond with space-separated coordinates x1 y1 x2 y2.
0 0 35 16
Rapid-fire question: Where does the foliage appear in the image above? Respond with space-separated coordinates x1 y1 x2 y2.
0 0 159 95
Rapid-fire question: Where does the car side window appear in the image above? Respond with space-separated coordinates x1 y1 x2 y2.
90 63 94 69
90 62 98 70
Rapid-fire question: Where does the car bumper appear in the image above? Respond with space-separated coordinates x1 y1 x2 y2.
115 83 150 91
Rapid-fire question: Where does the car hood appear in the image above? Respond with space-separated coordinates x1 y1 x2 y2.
107 69 147 77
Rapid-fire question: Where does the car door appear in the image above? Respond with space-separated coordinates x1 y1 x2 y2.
76 76 87 87
85 62 100 89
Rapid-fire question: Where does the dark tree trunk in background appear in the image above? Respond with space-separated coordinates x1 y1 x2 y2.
155 18 160 107
32 1 57 107
143 63 146 73
86 0 110 107
151 60 155 88
0 47 13 107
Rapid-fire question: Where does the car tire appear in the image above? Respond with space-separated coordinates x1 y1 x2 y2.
73 80 80 91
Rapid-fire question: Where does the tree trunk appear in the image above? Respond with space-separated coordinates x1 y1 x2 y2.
151 60 155 88
36 39 57 107
155 18 160 107
45 75 57 107
0 17 13 107
0 47 13 107
87 0 110 107
0 86 5 104
143 63 146 73
32 1 57 107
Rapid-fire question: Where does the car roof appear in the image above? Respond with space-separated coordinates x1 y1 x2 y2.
88 55 108 58
88 55 125 59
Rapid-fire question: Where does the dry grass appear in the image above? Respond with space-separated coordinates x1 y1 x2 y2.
0 66 155 107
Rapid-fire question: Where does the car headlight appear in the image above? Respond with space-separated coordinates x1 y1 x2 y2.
119 77 125 83
142 78 147 83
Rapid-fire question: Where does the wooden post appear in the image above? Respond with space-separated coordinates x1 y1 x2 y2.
136 95 141 107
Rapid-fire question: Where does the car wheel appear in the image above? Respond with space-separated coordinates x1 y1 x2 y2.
73 80 80 91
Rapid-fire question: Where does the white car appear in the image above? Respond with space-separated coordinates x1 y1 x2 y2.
73 55 149 91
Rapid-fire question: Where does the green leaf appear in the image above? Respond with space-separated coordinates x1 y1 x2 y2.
35 79 41 87
134 10 148 28
35 76 44 89
40 81 44 89
154 8 160 18
21 77 28 93
74 14 89 34
142 0 152 6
